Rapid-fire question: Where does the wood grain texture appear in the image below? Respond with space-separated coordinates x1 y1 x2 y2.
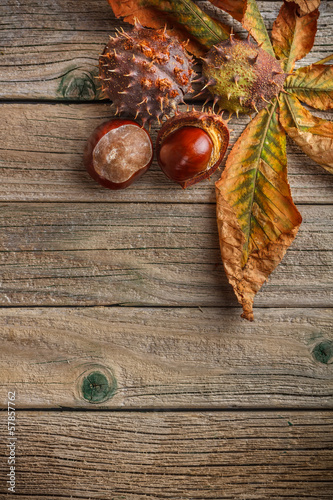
0 102 332 203
1 0 332 100
0 203 332 307
0 307 332 408
0 2 332 495
0 411 332 498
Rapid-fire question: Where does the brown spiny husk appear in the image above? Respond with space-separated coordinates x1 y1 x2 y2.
202 34 286 115
99 23 195 126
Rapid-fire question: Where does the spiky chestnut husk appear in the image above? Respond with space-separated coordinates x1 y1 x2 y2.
201 35 286 116
156 110 229 189
99 23 195 126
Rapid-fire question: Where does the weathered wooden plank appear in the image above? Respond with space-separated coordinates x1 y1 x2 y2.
1 0 331 100
0 307 332 408
0 103 332 203
0 203 332 307
0 411 332 498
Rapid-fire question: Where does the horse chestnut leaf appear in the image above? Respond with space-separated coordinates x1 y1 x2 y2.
84 119 153 190
156 110 229 189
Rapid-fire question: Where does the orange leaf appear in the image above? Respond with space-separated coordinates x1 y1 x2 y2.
285 0 320 16
279 93 333 173
272 1 319 72
216 101 302 320
207 0 247 22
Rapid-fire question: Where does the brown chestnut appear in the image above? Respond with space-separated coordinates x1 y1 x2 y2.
158 126 213 183
156 111 229 189
84 119 153 190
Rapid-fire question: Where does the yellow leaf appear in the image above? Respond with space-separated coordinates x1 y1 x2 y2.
216 101 302 320
285 64 333 110
271 2 319 72
279 93 333 173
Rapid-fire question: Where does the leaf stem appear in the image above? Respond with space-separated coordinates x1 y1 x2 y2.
282 94 299 130
314 54 333 65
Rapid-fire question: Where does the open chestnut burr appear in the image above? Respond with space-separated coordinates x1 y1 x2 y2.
84 119 153 190
156 110 230 189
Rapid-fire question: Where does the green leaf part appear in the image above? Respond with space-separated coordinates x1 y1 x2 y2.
279 93 333 173
285 64 333 110
218 100 302 268
242 0 275 57
209 0 274 56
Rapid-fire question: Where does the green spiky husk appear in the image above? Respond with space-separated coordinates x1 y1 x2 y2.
99 24 195 125
202 36 286 115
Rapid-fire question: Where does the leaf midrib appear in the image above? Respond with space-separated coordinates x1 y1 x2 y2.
283 94 300 130
284 16 300 73
179 0 227 44
286 86 333 94
243 100 278 264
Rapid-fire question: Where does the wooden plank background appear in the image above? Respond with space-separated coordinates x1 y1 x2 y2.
0 0 332 498
1 411 333 498
0 307 332 408
0 203 331 307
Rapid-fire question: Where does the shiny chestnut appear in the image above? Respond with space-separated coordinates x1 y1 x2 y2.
158 126 213 182
84 119 153 190
156 111 229 189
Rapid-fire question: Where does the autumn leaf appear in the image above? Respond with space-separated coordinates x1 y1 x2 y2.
242 0 275 57
285 64 333 110
273 0 333 174
279 93 333 173
285 0 320 16
103 0 331 321
271 1 319 72
106 0 229 56
207 0 247 22
216 101 302 320
208 0 274 57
